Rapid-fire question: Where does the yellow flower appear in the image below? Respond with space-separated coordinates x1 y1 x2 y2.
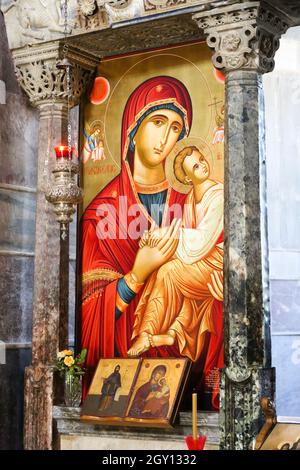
57 351 66 359
63 349 73 356
64 356 75 367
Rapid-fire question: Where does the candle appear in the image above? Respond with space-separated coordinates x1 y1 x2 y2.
185 392 206 450
54 145 74 159
192 392 197 441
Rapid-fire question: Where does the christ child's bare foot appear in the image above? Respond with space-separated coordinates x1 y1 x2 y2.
127 332 151 357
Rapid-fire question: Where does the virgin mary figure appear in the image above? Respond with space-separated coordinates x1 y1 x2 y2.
79 76 193 395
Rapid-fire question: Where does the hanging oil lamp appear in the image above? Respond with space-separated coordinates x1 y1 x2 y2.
45 0 82 240
46 145 82 240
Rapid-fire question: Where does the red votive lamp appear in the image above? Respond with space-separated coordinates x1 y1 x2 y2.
54 145 75 159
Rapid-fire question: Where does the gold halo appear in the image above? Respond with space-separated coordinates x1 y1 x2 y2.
88 119 104 135
103 50 213 168
165 137 215 194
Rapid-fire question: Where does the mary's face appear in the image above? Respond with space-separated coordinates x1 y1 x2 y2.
153 371 164 383
134 109 183 168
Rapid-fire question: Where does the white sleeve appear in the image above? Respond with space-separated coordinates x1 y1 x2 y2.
176 192 223 265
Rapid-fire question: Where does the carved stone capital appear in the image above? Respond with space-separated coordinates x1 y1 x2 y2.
12 42 98 108
193 1 290 74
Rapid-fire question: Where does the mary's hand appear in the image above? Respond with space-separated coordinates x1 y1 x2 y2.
132 218 181 283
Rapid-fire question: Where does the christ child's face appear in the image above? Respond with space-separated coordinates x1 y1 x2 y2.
182 150 210 185
134 109 183 168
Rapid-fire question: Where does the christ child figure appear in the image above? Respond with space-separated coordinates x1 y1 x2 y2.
142 377 170 416
127 146 224 361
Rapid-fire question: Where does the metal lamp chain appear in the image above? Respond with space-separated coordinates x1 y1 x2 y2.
63 0 72 161
46 0 82 241
64 0 68 39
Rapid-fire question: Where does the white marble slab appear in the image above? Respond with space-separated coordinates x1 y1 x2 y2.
60 434 218 450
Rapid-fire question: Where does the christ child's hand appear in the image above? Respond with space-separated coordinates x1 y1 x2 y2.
148 226 169 247
139 222 179 248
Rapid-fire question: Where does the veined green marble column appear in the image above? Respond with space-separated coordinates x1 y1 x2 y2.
220 69 274 450
193 1 290 449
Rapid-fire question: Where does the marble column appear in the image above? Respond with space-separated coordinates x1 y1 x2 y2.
12 42 97 450
193 2 290 450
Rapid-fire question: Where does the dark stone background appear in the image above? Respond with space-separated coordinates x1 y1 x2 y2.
0 11 38 450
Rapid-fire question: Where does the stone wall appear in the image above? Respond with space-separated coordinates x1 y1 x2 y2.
0 11 38 449
0 12 78 449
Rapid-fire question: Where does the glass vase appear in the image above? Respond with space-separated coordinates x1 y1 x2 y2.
64 373 82 407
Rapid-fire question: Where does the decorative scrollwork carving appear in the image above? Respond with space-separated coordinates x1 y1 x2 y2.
75 1 138 31
193 2 290 74
79 0 98 17
254 397 277 450
222 32 241 52
143 0 238 14
102 0 132 7
14 60 92 107
70 14 201 57
12 43 97 107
